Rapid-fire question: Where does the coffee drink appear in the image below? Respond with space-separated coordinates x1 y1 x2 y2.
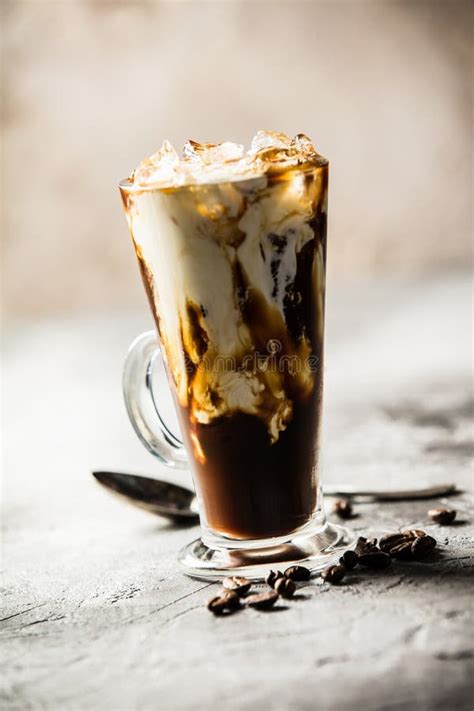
120 130 328 541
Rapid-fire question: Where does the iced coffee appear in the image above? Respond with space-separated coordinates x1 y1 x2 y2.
120 130 328 541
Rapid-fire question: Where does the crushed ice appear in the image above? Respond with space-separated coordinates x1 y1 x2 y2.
130 130 321 188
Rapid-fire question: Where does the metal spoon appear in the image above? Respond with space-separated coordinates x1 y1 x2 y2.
92 471 199 522
92 470 458 520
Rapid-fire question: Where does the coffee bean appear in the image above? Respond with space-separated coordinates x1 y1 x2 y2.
358 551 392 569
428 508 457 525
246 590 279 610
207 590 240 615
380 529 436 558
321 564 346 584
275 576 296 598
390 541 414 560
379 532 410 553
333 499 353 519
339 550 359 570
402 529 427 539
222 576 251 595
355 537 378 555
266 570 284 588
411 535 436 561
284 565 311 582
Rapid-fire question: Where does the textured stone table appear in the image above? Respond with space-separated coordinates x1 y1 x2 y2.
2 273 473 710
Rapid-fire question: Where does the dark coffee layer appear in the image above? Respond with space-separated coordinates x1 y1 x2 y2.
178 383 322 539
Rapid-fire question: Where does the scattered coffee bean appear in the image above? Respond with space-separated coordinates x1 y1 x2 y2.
321 564 346 584
333 498 353 519
222 576 251 595
390 541 414 561
428 508 457 525
339 549 359 570
355 537 378 555
379 530 437 562
246 590 279 610
275 576 296 598
379 532 410 553
266 570 284 588
208 523 441 619
284 565 311 582
402 529 427 538
358 551 391 570
207 590 240 615
411 535 436 561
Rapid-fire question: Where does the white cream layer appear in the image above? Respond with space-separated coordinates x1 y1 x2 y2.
122 169 326 443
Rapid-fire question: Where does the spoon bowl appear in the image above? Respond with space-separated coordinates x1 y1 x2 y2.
92 471 199 522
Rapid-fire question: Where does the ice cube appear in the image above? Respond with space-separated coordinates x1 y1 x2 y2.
183 140 244 164
152 139 180 164
182 139 211 160
133 139 180 185
217 142 245 162
248 130 293 158
291 133 316 156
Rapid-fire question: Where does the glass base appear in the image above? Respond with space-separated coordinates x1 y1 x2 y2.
178 521 355 581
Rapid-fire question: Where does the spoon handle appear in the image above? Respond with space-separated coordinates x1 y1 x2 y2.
323 483 457 501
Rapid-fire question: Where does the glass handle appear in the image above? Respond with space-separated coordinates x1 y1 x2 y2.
123 331 188 469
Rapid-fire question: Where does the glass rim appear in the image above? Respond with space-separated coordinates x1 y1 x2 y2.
118 159 328 195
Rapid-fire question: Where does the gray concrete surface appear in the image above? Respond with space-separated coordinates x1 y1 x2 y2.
2 274 473 710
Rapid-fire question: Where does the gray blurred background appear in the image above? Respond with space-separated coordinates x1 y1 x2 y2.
2 0 472 321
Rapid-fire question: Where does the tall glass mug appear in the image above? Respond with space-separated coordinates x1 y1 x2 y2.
119 134 353 578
